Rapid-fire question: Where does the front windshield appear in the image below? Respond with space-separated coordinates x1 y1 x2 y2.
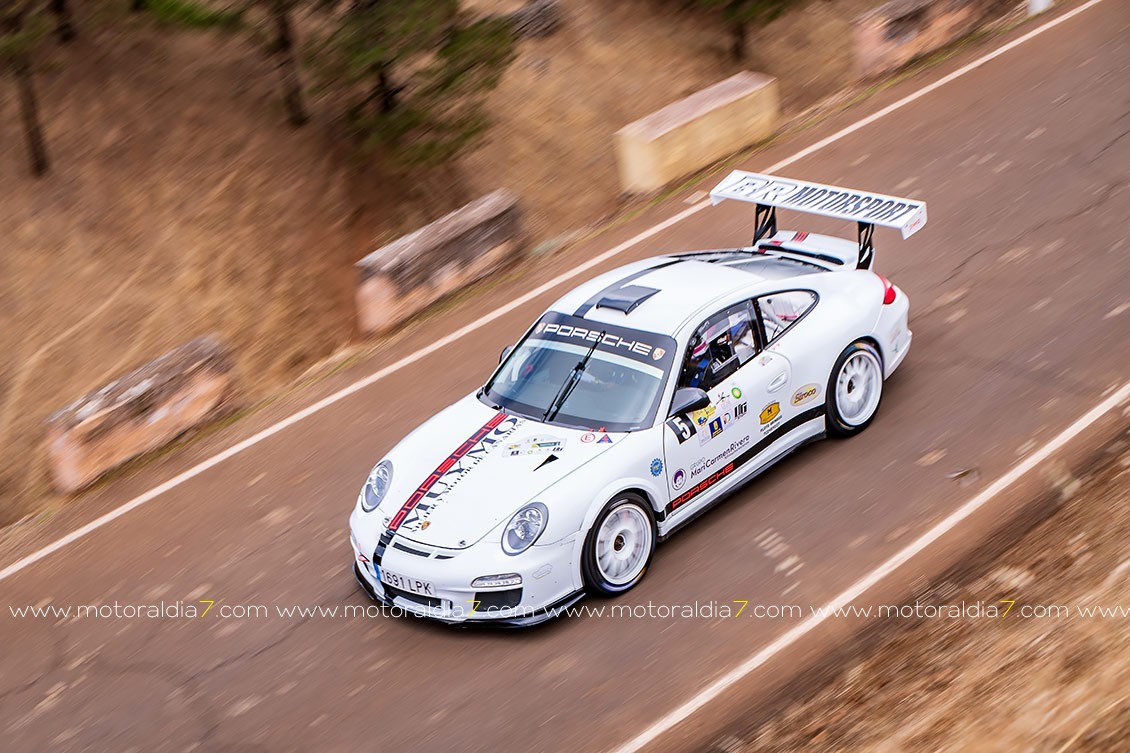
482 313 678 432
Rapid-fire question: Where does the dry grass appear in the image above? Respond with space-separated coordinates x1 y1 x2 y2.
727 449 1130 753
461 0 881 238
0 0 882 523
0 15 359 519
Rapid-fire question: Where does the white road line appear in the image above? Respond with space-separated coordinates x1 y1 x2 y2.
0 0 1106 584
611 381 1130 753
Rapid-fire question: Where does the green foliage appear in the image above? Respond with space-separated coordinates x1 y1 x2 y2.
0 5 48 64
673 0 801 59
144 0 244 30
312 0 517 167
737 0 794 23
695 0 796 24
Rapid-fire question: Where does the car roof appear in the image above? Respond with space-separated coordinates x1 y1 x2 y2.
547 252 822 337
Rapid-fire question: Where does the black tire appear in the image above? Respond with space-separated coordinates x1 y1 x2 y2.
581 493 657 596
826 340 884 438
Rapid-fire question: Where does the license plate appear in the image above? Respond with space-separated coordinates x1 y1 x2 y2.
380 569 436 598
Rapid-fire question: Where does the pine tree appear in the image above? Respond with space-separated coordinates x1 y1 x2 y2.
265 0 308 127
312 0 516 166
1 2 50 175
697 0 796 61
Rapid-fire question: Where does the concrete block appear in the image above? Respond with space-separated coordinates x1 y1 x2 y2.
854 0 1000 78
355 190 524 336
614 71 779 194
45 336 235 493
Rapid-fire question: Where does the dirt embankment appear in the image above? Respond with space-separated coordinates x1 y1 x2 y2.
0 0 878 521
718 437 1130 753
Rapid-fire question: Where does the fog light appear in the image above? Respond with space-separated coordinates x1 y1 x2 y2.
471 573 522 589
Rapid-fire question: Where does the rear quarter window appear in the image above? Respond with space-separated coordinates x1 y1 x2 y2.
757 291 817 343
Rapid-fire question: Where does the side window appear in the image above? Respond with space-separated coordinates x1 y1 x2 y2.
757 291 816 343
680 303 758 391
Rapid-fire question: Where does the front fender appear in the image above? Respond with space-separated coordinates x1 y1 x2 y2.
479 428 667 592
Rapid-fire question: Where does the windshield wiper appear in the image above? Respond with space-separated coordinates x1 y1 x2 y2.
543 331 605 423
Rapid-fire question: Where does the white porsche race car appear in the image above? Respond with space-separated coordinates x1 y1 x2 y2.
349 171 927 625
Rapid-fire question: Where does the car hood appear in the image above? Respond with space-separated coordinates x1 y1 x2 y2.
373 394 622 549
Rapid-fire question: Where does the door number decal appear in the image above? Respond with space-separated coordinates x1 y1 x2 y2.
666 415 696 444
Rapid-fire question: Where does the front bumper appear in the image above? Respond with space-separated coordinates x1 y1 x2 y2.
352 564 584 627
349 512 584 627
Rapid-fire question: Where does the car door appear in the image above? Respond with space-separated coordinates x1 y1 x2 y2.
662 301 775 520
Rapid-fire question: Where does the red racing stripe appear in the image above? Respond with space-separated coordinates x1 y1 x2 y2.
387 413 509 531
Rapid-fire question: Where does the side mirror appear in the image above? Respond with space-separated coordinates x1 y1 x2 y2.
499 345 514 364
669 387 710 418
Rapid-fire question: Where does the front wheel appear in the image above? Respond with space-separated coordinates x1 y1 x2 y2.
582 494 656 596
827 340 884 438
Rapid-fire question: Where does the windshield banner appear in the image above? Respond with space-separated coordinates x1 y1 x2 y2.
531 312 678 370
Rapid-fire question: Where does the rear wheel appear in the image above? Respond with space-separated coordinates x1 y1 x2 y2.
582 494 656 596
827 341 884 438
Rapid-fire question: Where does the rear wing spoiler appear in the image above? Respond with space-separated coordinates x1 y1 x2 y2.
709 171 927 269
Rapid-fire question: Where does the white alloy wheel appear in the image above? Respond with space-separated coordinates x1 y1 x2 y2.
827 341 884 437
595 504 652 586
582 495 656 596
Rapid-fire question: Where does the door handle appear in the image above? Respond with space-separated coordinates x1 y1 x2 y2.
767 372 788 392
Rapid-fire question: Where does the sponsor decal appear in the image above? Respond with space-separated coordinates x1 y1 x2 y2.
708 417 725 439
581 432 596 443
689 435 751 479
712 172 925 226
731 386 743 399
540 323 661 361
691 404 716 426
759 402 783 435
506 435 565 457
667 405 825 513
712 390 732 410
388 413 522 532
672 468 687 490
697 392 750 445
530 312 678 370
672 462 736 510
791 383 820 407
420 521 430 530
597 433 613 444
650 458 664 477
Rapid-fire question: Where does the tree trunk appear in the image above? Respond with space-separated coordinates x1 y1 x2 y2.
269 1 308 127
376 66 397 114
726 0 747 61
728 18 747 61
13 53 50 176
49 0 76 42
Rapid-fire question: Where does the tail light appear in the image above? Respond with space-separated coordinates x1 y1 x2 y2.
878 275 897 305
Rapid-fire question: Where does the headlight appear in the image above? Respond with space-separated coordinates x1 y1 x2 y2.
502 502 548 555
471 574 522 588
360 460 393 513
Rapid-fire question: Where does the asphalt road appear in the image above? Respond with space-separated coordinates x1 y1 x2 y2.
2 2 1128 751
